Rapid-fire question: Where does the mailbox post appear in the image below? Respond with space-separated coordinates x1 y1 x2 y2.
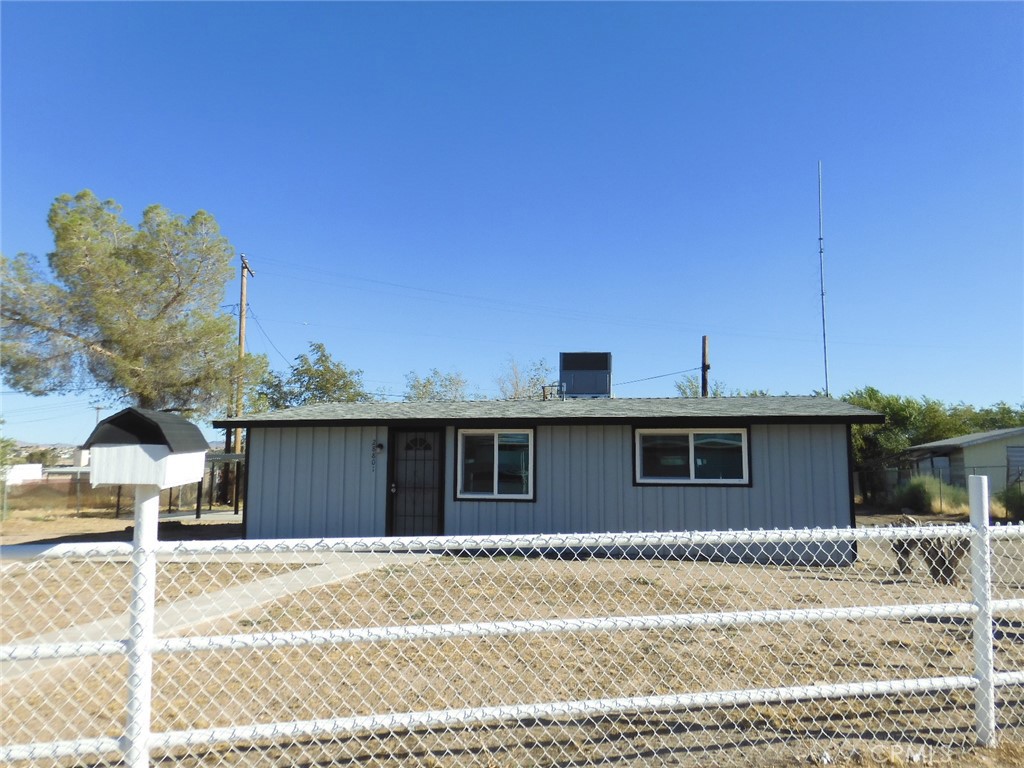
84 408 209 768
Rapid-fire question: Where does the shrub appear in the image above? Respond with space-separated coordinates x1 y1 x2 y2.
997 483 1024 522
890 478 932 515
889 476 969 516
920 475 969 512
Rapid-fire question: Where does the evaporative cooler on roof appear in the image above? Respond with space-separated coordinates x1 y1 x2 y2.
559 352 612 398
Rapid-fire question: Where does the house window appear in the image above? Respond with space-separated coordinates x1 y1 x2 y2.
457 429 533 500
635 428 749 485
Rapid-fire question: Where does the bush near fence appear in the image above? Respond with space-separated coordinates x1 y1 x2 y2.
999 484 1024 522
2 479 1022 768
857 465 1023 520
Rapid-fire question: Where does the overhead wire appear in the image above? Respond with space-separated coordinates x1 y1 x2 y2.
251 257 705 336
1 399 97 415
246 306 293 368
616 367 701 387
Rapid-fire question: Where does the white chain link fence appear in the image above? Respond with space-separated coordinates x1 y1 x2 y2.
3 477 1022 767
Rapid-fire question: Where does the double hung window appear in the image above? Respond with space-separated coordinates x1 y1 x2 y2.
457 429 533 500
635 428 749 485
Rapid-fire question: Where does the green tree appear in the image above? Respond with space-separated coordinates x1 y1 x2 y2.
0 431 14 522
842 387 1024 470
842 387 925 469
25 448 58 466
0 425 17 473
496 357 553 400
250 342 369 411
404 368 469 402
1 190 256 417
674 374 770 398
675 375 727 398
953 401 1024 433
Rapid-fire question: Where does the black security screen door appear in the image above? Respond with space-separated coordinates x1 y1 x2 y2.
387 430 443 536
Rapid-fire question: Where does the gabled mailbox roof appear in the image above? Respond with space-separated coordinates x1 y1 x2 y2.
84 407 210 453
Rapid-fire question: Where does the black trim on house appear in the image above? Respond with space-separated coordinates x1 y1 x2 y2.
452 427 539 504
216 414 884 431
629 426 754 489
846 423 858 560
242 427 250 540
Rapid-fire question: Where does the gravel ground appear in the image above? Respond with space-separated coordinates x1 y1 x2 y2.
3 506 1022 766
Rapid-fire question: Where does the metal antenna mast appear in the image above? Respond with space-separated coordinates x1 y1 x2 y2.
817 162 830 397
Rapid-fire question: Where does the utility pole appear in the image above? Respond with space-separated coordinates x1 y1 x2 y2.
233 254 255 455
701 335 710 398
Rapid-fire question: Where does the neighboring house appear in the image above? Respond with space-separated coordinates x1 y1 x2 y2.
904 427 1024 494
215 396 882 563
2 464 43 486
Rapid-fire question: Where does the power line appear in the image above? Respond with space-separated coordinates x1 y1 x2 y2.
1 399 96 415
246 306 292 368
616 367 701 387
253 261 702 336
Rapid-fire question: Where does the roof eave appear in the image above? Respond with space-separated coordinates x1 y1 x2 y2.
213 413 885 430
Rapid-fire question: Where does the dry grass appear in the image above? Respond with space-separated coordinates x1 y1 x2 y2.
4 540 1023 766
3 507 1022 766
1 560 309 643
0 504 142 544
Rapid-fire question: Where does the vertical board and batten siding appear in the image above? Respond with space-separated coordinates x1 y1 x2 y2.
245 422 851 542
246 426 387 538
444 423 851 536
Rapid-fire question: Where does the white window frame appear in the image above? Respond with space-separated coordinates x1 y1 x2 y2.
635 427 749 485
456 429 534 500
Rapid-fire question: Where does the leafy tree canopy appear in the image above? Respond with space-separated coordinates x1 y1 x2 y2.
496 357 553 400
250 342 370 411
404 368 469 402
0 423 17 474
24 448 59 466
674 374 770 398
842 387 1024 468
668 377 1022 470
1 190 259 417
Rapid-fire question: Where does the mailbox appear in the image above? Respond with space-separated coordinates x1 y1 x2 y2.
84 407 209 489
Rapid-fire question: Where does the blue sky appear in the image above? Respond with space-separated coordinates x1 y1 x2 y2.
2 1 1022 446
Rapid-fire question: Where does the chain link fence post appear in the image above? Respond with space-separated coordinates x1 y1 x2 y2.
969 474 996 747
124 486 160 768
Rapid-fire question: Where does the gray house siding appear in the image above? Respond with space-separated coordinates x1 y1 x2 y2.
445 424 850 536
245 422 851 540
246 425 387 538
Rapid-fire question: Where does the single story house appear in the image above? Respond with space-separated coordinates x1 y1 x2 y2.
904 426 1024 494
215 396 882 558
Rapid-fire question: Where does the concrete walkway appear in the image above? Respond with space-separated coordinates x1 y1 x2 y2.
3 552 424 679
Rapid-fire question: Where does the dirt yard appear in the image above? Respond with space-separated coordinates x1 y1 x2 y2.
0 506 243 546
3 505 1023 767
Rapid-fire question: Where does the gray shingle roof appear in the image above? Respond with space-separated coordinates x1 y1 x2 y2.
906 426 1024 453
214 396 882 428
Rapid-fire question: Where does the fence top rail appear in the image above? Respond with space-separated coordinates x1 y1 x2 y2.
0 541 134 561
154 524 975 556
4 521 1018 561
991 524 1024 539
